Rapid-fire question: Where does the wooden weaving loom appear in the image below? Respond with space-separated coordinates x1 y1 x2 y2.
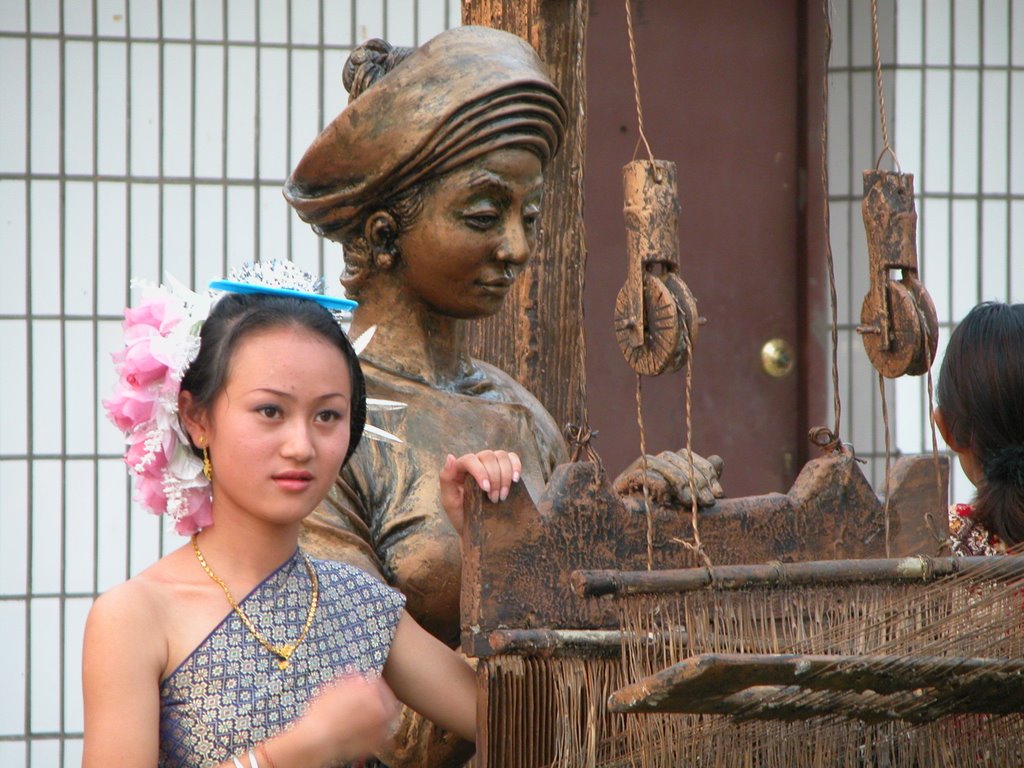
463 467 1024 767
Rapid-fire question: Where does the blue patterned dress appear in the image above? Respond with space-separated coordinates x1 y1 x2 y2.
159 552 405 768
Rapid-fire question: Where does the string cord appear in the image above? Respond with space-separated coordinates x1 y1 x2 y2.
624 0 656 167
821 0 843 447
871 0 946 550
879 372 893 557
681 354 712 569
636 374 654 570
870 0 901 171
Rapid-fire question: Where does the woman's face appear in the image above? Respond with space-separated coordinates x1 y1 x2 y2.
394 147 544 319
196 325 352 530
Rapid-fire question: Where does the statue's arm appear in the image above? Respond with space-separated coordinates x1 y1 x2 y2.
301 472 388 580
302 461 476 768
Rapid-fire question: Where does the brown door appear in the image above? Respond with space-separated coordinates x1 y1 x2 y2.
584 1 825 496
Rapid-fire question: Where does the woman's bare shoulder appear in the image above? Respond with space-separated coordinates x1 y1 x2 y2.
85 547 195 661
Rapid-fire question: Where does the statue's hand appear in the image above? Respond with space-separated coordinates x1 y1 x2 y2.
613 451 724 509
439 450 522 536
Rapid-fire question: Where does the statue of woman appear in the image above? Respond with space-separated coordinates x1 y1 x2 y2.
284 25 722 766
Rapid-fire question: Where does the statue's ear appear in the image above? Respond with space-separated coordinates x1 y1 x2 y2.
365 210 400 270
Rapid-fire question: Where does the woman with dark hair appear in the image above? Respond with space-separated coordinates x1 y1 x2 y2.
284 25 723 766
937 301 1024 555
83 264 518 767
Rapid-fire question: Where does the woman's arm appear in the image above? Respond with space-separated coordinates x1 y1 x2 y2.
82 582 165 767
383 611 477 742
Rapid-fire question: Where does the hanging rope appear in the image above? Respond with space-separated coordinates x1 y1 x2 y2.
810 0 845 455
623 0 705 567
921 310 952 553
680 355 713 570
624 0 656 167
635 374 655 570
870 0 895 549
869 0 946 553
878 372 893 557
870 0 901 172
625 0 655 571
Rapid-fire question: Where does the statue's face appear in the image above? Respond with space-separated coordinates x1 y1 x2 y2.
395 147 544 319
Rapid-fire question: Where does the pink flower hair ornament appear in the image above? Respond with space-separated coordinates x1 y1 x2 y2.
104 262 403 536
104 276 213 535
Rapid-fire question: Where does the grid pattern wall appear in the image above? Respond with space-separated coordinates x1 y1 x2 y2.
0 1 457 765
827 0 1024 500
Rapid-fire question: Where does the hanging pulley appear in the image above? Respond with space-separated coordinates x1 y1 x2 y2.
858 170 938 378
614 159 699 377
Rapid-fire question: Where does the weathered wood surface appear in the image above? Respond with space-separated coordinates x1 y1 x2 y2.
614 160 698 376
463 0 590 433
608 652 1024 721
858 170 939 378
460 452 949 657
572 552 1024 597
484 628 631 657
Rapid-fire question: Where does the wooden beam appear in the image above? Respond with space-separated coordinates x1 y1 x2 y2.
609 652 1024 720
572 553 1024 597
462 0 591 435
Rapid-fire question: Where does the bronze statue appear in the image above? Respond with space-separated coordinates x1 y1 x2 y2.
284 25 722 766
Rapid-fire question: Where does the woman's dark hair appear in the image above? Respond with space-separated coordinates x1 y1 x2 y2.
937 301 1024 544
180 293 367 467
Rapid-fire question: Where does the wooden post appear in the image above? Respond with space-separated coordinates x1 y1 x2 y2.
462 0 590 436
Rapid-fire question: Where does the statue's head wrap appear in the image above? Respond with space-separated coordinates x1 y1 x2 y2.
283 25 568 244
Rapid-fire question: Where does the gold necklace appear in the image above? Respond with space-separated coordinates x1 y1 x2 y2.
191 534 319 670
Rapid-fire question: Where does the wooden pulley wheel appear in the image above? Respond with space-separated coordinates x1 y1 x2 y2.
859 170 939 378
615 158 698 376
859 278 937 378
904 276 939 375
614 272 693 377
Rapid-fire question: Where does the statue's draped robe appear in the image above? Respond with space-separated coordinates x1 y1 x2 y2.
302 357 567 648
159 553 404 768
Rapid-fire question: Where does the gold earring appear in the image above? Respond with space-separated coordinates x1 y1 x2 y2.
198 436 213 482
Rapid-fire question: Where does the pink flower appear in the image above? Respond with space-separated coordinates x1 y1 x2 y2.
124 297 182 335
103 387 159 433
134 475 168 516
175 489 214 535
124 430 167 476
115 333 172 387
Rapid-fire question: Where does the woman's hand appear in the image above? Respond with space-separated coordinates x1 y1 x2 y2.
439 450 522 536
613 450 725 510
288 674 401 765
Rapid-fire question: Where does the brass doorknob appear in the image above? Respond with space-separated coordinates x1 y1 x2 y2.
761 338 795 377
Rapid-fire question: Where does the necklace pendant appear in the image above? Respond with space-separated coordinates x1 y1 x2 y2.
275 643 295 670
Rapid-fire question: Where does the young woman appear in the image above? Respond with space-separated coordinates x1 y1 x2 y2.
83 266 519 767
936 301 1024 555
